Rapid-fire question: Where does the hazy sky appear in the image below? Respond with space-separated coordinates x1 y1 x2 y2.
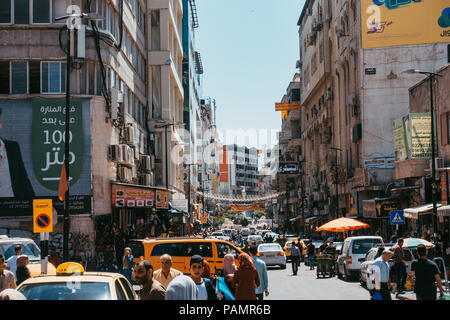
195 0 305 149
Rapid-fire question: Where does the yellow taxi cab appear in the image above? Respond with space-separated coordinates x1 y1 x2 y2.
283 239 297 260
16 262 137 300
0 236 56 277
128 237 244 275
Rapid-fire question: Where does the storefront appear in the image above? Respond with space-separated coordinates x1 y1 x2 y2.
404 203 443 238
362 197 401 241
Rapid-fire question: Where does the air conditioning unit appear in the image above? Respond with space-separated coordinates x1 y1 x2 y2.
140 155 152 173
133 146 140 161
118 166 132 183
139 173 154 186
119 144 134 166
430 158 445 170
124 125 135 146
109 145 121 162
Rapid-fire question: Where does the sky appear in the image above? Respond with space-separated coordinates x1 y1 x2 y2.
195 0 305 150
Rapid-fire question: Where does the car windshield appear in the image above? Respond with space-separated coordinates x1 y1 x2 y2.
249 236 262 240
18 282 111 300
0 241 41 261
259 244 281 252
352 239 382 255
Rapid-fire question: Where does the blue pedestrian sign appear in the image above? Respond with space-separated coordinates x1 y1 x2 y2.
390 210 405 225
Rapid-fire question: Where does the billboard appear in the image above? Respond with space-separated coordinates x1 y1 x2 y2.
361 0 450 48
112 184 155 208
278 162 299 175
0 98 91 216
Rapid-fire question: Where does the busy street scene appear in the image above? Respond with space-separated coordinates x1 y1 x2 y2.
1 0 450 304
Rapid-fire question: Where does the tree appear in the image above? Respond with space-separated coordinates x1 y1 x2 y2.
241 218 249 227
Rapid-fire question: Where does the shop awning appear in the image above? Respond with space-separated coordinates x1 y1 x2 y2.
305 216 320 224
437 205 450 218
404 203 442 220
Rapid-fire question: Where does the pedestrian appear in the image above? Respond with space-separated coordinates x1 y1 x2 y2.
0 288 26 300
49 250 61 268
189 255 220 300
393 238 408 294
307 240 316 270
232 253 260 300
5 245 22 280
222 253 237 295
15 255 30 286
121 247 134 283
153 254 183 289
165 275 198 300
0 254 16 292
319 239 328 254
411 244 445 300
201 258 212 279
325 242 336 255
290 241 301 275
132 260 166 300
249 247 269 300
372 249 393 300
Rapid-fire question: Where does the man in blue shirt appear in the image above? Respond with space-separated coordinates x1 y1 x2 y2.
372 249 393 300
249 247 269 300
290 241 301 275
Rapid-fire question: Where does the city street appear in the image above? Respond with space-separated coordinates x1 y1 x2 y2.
265 262 371 300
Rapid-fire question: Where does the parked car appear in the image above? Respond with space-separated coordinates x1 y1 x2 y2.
247 235 264 248
336 236 384 281
240 228 251 236
257 243 286 269
221 229 236 238
248 226 257 235
211 232 231 242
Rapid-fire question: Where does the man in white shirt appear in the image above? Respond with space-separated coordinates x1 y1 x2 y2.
152 254 183 289
6 245 22 279
0 107 35 198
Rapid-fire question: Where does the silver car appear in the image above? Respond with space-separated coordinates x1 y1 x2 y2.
247 235 263 248
257 243 286 269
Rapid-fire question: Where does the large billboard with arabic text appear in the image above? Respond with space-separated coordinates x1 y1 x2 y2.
0 98 91 216
361 0 450 49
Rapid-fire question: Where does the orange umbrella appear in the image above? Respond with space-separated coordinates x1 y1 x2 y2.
316 217 370 232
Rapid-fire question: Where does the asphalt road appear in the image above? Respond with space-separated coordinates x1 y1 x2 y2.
264 261 372 300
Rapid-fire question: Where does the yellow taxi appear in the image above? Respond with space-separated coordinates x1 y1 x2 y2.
16 262 137 300
283 239 298 260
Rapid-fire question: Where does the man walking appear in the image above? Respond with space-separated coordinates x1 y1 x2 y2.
0 254 16 292
132 260 166 300
6 245 22 280
249 247 269 300
411 244 445 300
393 238 408 294
290 241 301 275
307 241 316 270
372 249 393 300
153 254 183 289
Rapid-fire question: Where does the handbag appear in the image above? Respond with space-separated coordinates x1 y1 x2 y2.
373 290 383 300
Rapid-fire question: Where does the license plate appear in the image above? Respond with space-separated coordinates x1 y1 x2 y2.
267 255 275 258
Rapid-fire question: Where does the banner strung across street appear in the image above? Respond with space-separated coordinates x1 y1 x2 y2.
0 98 91 216
361 0 450 48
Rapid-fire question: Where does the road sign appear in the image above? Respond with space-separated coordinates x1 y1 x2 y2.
390 210 405 225
33 199 53 233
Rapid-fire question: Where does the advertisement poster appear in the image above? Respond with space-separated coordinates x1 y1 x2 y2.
0 98 91 216
111 184 155 208
409 113 436 159
361 0 450 48
393 118 408 162
155 190 169 209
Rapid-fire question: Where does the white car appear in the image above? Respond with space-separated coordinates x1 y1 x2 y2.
247 235 263 248
257 243 286 269
337 236 384 281
241 228 251 236
211 232 231 242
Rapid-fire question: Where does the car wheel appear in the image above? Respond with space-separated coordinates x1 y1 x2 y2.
281 264 286 269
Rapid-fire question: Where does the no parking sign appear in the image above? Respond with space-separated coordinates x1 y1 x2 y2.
33 199 53 233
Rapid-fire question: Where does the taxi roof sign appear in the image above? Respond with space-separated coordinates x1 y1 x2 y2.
56 262 85 275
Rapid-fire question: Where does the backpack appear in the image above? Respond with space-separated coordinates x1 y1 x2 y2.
204 278 218 301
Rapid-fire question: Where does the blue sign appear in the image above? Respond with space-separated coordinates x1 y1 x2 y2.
278 162 299 174
390 210 405 225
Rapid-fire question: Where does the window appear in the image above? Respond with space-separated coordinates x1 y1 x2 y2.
151 10 160 50
0 0 12 23
184 242 213 258
351 239 382 255
18 282 111 300
15 0 30 24
11 61 28 94
115 280 127 300
0 61 10 94
151 243 184 257
216 242 239 259
119 278 134 300
33 0 50 23
41 62 66 94
29 60 40 94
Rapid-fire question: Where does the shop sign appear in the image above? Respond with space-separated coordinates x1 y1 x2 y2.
112 184 155 208
363 198 400 218
156 190 169 209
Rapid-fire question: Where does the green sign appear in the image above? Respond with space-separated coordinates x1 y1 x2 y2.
409 113 437 159
32 98 83 191
393 118 407 162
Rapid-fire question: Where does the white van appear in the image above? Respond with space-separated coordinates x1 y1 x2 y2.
336 236 384 281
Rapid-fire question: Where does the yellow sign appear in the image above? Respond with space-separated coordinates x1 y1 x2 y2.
56 262 84 275
361 0 450 49
281 110 288 120
33 199 53 233
275 102 300 111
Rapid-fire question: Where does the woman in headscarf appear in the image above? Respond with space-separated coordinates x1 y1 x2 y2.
15 255 31 286
222 254 237 295
165 275 198 300
231 253 260 300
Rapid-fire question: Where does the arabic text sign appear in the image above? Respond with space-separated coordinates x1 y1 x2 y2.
112 184 155 208
275 102 300 112
361 0 450 48
33 199 53 233
32 98 83 191
278 162 299 175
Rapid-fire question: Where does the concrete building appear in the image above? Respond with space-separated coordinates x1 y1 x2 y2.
296 0 449 238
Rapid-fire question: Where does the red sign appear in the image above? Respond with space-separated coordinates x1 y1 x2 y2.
112 184 155 208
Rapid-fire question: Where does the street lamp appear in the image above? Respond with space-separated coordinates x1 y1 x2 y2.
326 146 343 219
403 69 443 236
55 11 103 262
